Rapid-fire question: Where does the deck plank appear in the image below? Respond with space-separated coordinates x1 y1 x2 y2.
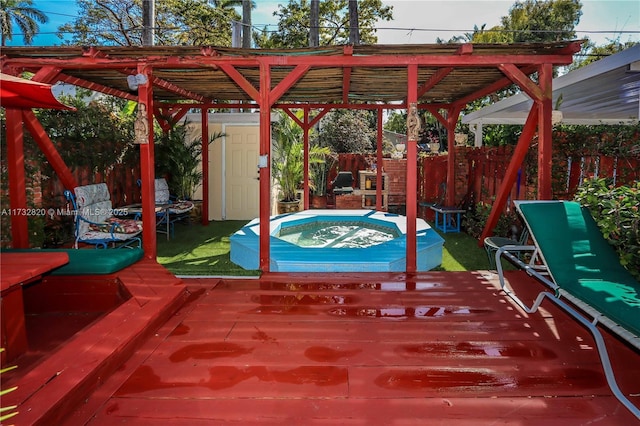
66 272 640 424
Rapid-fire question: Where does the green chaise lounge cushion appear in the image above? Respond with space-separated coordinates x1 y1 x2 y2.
518 201 640 337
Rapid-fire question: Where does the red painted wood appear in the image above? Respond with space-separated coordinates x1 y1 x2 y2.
218 63 260 102
0 252 69 290
62 272 639 424
259 63 271 272
538 63 554 200
271 64 310 104
1 286 28 363
445 106 462 207
480 106 539 245
257 66 272 272
0 252 69 363
3 260 188 426
137 67 157 259
22 109 78 191
58 73 137 101
200 108 209 225
376 108 384 210
4 108 29 248
406 64 418 273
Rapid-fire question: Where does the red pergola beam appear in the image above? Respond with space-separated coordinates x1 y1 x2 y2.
57 73 137 101
452 65 538 109
154 105 191 133
271 64 311 104
2 51 579 70
218 63 260 103
31 65 62 84
5 108 29 248
498 63 543 100
22 110 78 191
479 105 539 245
418 67 453 98
148 74 209 103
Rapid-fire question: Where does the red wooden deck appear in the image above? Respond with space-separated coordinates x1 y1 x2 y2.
52 270 638 425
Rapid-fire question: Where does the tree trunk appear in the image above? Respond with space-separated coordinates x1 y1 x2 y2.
310 0 319 47
348 0 359 45
242 0 252 49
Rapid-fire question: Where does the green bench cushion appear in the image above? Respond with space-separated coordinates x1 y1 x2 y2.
519 201 640 337
2 248 143 275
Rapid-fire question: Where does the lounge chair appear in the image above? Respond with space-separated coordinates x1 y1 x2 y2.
495 200 640 418
65 183 142 249
484 228 531 269
136 178 194 239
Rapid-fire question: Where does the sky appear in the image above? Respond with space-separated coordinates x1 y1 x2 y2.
7 0 640 47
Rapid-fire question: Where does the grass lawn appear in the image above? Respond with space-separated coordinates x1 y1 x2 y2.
157 219 493 276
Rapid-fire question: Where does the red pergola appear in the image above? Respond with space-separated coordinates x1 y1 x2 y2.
1 42 582 272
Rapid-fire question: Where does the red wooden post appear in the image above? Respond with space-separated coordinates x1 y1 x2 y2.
538 63 553 200
259 62 271 272
303 107 310 210
376 107 384 210
445 109 458 207
5 108 29 248
137 66 157 259
201 107 209 225
406 64 418 273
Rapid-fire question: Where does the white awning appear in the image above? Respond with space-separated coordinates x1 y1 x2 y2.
462 45 640 126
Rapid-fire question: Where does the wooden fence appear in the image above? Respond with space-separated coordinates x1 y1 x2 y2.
44 164 142 209
419 146 639 212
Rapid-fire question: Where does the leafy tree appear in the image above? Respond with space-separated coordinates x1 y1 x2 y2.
570 39 638 70
383 111 406 135
35 90 137 173
470 0 582 43
319 110 376 153
447 0 584 146
58 0 239 46
256 0 392 48
1 0 48 46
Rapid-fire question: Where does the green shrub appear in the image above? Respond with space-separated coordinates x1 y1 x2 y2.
463 202 522 240
574 178 640 280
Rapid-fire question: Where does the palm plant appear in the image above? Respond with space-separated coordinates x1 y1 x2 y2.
0 0 48 46
272 111 330 203
156 121 224 201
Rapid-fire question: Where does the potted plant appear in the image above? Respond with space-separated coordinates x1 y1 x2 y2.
155 120 223 201
272 111 330 214
309 146 337 209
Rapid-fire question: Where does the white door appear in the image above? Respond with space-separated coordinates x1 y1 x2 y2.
224 125 260 220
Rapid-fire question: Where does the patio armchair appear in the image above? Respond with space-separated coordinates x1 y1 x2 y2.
64 183 142 249
137 178 194 239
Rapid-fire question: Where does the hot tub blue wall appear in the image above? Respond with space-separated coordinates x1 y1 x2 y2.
230 221 444 273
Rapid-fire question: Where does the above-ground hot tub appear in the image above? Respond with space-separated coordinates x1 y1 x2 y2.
230 209 444 272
